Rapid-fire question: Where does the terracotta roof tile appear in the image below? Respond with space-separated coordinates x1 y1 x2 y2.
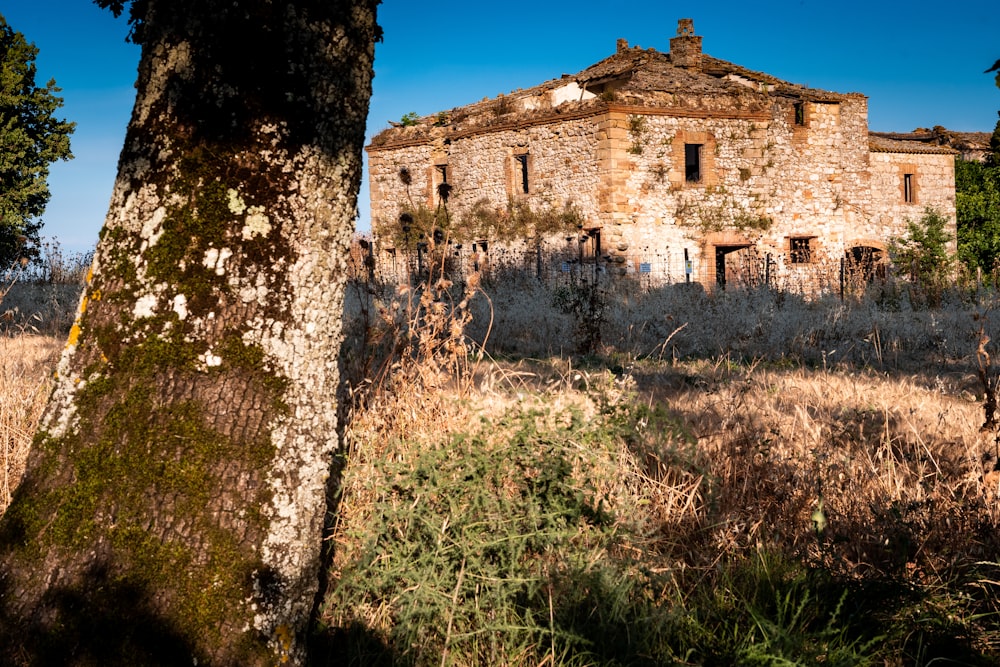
868 134 958 154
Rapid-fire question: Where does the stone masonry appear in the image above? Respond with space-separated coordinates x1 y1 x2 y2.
366 19 957 290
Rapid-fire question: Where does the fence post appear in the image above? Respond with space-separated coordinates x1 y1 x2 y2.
839 257 845 300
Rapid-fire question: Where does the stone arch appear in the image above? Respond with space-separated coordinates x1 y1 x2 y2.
844 238 888 285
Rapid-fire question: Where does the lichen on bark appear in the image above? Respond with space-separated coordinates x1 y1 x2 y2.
0 2 379 665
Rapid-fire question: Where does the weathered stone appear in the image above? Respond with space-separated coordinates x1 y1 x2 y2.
368 18 956 291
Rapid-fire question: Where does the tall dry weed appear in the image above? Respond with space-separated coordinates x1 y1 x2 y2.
0 336 60 515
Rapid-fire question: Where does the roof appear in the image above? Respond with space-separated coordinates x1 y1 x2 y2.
868 134 959 155
368 21 869 149
870 128 988 155
573 46 850 102
369 19 858 148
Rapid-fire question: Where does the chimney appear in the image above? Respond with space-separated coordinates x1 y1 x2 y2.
617 38 629 53
669 18 702 70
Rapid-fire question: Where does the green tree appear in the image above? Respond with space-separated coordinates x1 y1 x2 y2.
0 1 378 665
890 208 954 295
0 13 74 266
989 119 1000 167
956 158 1000 272
987 58 1000 90
955 58 1000 273
987 58 999 166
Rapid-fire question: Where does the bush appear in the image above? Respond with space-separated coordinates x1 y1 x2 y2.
889 208 954 305
322 404 682 665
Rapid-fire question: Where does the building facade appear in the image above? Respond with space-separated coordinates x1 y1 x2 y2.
367 19 957 290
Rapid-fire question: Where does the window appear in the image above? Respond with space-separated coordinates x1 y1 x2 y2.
684 144 702 182
794 102 805 126
514 154 530 194
472 240 488 271
903 173 915 203
581 229 601 261
789 237 813 264
433 163 450 205
673 132 716 187
436 164 448 183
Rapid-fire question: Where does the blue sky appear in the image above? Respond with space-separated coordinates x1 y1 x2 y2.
3 0 999 252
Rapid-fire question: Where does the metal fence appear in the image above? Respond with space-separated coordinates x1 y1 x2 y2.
350 240 882 297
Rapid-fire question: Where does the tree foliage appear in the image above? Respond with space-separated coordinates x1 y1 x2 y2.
0 13 74 266
987 57 1000 90
954 58 1000 274
890 208 954 291
956 158 1000 272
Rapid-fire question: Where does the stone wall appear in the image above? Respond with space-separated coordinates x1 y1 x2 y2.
367 97 957 292
868 150 957 250
368 115 603 234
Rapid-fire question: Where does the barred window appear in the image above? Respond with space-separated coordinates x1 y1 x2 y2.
789 237 813 264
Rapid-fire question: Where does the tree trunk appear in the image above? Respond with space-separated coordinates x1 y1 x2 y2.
0 1 378 664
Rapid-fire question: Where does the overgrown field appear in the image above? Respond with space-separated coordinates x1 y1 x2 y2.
4 271 1000 664
327 274 1000 665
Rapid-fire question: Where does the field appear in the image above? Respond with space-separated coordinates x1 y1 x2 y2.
3 269 1000 664
327 273 1000 665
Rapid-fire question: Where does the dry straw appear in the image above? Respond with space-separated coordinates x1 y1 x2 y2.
0 336 60 514
4 248 1000 661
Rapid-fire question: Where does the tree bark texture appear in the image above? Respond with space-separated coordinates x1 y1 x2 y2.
0 1 378 664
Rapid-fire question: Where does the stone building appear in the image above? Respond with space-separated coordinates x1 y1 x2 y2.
366 19 957 290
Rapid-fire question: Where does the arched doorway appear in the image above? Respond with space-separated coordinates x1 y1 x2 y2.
843 245 886 287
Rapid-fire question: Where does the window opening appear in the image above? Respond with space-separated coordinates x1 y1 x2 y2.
794 102 805 126
434 164 450 206
903 173 914 203
789 237 812 264
844 246 884 285
581 229 601 261
514 154 529 194
684 144 702 182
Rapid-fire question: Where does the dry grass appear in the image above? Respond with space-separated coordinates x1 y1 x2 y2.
3 270 1000 660
329 273 1000 662
0 335 61 514
339 352 999 571
635 361 999 571
329 346 1000 661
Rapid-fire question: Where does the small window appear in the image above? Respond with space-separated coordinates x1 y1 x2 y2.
684 144 702 182
903 173 915 203
514 154 530 194
433 164 450 205
789 237 813 264
582 229 601 261
794 102 805 126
